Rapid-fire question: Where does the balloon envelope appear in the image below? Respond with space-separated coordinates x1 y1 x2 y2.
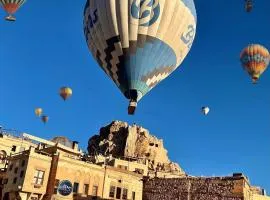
84 0 197 113
41 116 49 124
202 107 210 115
240 44 270 83
59 87 72 101
0 0 26 21
245 0 252 12
35 108 43 117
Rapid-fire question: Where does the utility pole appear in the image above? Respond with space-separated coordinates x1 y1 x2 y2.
101 155 108 198
187 178 191 200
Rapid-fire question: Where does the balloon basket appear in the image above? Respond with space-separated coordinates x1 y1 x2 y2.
5 15 16 21
128 101 137 115
252 77 258 84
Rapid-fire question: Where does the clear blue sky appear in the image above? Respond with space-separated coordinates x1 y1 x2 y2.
1 0 270 191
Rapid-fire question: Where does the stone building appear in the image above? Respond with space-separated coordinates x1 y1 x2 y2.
0 128 37 169
0 132 143 200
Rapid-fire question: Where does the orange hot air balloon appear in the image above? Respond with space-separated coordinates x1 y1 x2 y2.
35 108 43 117
240 44 270 84
59 87 72 101
0 0 26 21
41 115 49 124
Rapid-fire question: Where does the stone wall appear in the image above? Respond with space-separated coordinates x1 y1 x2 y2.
143 176 246 200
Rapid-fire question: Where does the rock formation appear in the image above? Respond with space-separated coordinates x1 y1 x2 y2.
88 121 184 175
51 136 73 148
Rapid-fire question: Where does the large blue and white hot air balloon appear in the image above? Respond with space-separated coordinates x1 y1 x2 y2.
84 0 197 115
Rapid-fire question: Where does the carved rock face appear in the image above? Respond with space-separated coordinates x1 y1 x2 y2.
88 121 129 157
87 121 183 173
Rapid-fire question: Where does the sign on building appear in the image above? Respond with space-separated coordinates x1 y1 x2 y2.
58 180 73 196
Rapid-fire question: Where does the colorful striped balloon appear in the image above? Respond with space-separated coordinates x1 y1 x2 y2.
240 44 270 84
83 0 197 114
0 0 26 21
59 87 73 101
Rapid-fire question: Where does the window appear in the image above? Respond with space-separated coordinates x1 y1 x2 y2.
92 185 98 197
132 192 136 200
11 145 16 152
9 164 13 171
20 170 24 178
122 188 128 200
109 186 115 198
117 165 128 170
116 187 121 199
14 167 18 174
13 177 17 184
33 170 45 185
83 184 89 195
73 182 79 193
21 160 25 167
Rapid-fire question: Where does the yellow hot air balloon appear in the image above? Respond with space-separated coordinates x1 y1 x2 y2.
240 44 270 84
59 87 72 101
35 108 43 117
41 115 49 124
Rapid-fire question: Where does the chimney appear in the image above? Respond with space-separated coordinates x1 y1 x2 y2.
72 141 79 151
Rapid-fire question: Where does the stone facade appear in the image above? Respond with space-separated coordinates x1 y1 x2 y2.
1 145 143 200
0 130 36 169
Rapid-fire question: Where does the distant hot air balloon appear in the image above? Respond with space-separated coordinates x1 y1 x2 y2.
0 0 26 21
59 87 72 101
41 115 49 124
202 107 210 115
240 44 270 84
35 108 43 117
83 0 197 115
245 0 253 12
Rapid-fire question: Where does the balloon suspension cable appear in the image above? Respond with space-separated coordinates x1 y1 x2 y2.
5 15 16 22
128 100 137 115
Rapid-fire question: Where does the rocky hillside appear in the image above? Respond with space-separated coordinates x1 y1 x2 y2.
88 120 184 174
